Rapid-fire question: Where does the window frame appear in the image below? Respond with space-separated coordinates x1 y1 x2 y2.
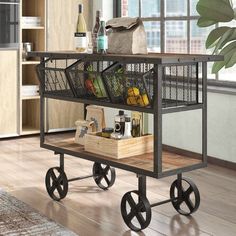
113 0 236 89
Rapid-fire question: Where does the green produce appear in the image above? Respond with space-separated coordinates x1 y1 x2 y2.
86 64 107 98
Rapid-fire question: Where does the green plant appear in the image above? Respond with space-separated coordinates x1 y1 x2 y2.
196 0 236 73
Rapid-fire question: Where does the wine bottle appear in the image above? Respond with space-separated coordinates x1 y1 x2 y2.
75 4 87 52
92 10 101 53
97 20 108 54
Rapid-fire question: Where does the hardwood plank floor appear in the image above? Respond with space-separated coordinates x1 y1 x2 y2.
0 136 235 236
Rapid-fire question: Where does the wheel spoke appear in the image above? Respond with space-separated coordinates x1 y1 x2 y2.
103 165 110 175
126 193 138 210
126 210 136 224
57 174 63 185
50 170 58 183
185 198 194 212
48 184 56 195
56 184 64 197
104 175 110 186
136 212 146 227
95 175 104 185
185 186 193 198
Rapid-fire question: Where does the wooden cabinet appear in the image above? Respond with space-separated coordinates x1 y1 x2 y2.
46 0 88 131
20 0 46 134
0 51 18 137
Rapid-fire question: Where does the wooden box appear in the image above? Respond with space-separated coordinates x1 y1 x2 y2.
84 133 153 159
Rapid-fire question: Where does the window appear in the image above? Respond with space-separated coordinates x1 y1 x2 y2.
117 0 236 82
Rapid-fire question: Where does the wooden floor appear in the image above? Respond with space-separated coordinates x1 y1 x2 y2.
0 136 236 236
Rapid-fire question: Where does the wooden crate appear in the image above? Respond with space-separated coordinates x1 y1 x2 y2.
84 133 153 159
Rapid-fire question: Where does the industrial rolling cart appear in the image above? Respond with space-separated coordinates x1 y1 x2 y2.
30 51 222 232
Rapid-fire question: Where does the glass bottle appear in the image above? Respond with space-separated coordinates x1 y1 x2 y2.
75 4 87 52
92 10 101 53
97 20 108 54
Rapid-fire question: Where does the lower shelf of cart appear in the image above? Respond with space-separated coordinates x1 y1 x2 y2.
43 132 203 178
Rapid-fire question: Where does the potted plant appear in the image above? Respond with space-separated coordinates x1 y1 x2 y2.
196 0 236 73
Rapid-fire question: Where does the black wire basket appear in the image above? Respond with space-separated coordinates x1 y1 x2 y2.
66 60 112 100
36 59 75 97
102 63 154 108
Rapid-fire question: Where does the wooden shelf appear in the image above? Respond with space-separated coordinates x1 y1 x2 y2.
22 60 40 65
21 95 40 100
21 125 39 135
44 133 202 175
22 26 45 30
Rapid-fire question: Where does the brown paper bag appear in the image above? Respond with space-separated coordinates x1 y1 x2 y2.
106 17 148 55
86 105 106 132
75 120 95 145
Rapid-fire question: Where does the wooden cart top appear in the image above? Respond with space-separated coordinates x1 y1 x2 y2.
29 51 223 64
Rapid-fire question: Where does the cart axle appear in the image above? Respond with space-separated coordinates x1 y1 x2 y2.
150 197 178 208
68 174 97 182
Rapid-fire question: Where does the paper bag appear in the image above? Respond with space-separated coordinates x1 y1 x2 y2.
106 17 148 55
75 120 95 145
86 105 106 132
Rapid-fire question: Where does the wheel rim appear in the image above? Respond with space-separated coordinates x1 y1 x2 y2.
93 163 116 190
45 167 68 201
121 191 151 232
170 177 200 215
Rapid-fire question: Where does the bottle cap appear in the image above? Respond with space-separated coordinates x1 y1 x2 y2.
119 110 124 116
96 10 101 17
79 4 83 13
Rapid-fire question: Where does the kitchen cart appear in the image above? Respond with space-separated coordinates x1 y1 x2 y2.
30 51 222 232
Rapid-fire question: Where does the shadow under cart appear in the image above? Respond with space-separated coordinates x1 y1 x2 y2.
30 51 222 232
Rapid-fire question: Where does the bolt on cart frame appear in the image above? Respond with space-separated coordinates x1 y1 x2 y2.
30 51 222 232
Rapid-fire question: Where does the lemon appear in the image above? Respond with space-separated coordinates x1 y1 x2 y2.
128 87 140 97
138 94 149 106
127 96 139 105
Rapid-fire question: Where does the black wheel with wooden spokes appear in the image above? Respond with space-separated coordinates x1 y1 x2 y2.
121 190 151 232
45 167 68 201
170 177 200 216
93 162 116 190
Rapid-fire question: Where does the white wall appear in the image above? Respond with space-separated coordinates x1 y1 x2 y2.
160 92 236 163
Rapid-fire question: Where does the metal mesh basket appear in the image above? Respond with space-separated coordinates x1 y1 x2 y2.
66 60 113 100
36 59 76 97
162 63 199 107
102 63 154 108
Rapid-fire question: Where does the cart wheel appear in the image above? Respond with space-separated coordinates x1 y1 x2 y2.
170 177 200 216
93 162 116 190
45 167 68 201
121 190 151 232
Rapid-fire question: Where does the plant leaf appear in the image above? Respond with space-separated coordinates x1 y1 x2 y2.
212 61 225 73
212 41 236 73
196 0 234 22
213 28 236 53
197 17 217 27
225 48 236 68
206 27 231 48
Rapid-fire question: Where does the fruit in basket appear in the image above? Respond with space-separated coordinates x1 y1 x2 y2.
127 96 139 105
93 75 107 98
85 79 96 94
137 94 149 107
128 87 140 97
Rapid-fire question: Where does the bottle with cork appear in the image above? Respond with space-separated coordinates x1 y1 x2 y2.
74 4 87 53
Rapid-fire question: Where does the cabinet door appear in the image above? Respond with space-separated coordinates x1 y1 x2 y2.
46 0 90 131
0 50 18 136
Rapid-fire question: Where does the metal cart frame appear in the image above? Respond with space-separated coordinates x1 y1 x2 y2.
30 51 222 232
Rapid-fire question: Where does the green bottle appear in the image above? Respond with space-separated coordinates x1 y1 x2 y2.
97 20 108 54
